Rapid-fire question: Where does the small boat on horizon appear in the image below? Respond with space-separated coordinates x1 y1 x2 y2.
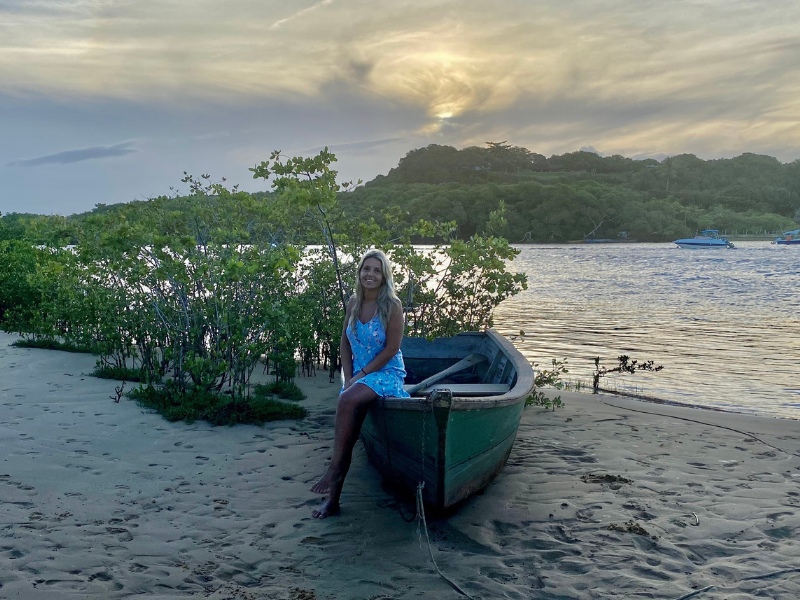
673 230 735 249
772 229 800 245
360 330 535 511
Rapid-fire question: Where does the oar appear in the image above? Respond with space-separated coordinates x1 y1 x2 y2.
405 353 488 396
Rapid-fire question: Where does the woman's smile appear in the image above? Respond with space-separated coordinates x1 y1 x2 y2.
360 257 383 289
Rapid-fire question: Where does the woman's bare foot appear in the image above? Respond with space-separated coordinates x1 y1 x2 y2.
310 470 341 495
312 497 341 519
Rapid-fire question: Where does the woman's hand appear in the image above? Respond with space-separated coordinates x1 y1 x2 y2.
344 370 366 390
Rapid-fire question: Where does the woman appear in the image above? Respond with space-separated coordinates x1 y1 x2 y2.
310 249 409 518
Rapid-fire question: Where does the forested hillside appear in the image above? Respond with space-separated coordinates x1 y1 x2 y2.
342 143 800 242
2 143 799 244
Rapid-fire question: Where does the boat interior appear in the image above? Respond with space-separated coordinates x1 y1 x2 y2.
401 333 518 397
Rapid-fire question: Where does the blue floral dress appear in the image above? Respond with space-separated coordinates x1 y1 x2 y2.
344 314 410 398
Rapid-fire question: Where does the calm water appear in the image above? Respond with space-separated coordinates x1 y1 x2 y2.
494 242 799 418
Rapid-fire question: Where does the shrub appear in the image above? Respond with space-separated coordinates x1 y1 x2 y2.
253 381 306 401
11 338 96 354
129 385 306 425
92 364 155 383
525 358 568 410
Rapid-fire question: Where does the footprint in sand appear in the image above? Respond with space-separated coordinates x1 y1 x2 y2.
632 565 672 582
171 482 192 494
106 527 133 542
87 571 123 591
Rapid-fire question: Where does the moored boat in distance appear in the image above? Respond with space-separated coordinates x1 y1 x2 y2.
772 229 800 245
673 230 735 249
360 330 535 510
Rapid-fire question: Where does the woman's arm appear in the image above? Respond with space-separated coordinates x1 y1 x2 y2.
340 297 356 389
352 300 404 381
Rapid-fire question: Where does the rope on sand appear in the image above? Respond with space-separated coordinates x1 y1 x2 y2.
670 568 800 600
405 392 475 599
598 400 800 458
671 586 715 600
741 567 800 581
415 482 476 600
601 399 800 600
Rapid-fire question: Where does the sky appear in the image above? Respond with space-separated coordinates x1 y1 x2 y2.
2 0 800 215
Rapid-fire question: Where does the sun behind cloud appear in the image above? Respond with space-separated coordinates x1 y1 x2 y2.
1 0 799 160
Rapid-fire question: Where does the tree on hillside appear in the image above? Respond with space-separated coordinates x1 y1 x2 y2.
485 141 533 173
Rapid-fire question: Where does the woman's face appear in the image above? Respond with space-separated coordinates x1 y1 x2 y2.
360 257 384 292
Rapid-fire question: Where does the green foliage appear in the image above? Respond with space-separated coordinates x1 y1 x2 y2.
592 355 664 394
7 146 797 247
341 145 799 242
11 338 96 354
1 148 528 426
253 381 306 401
0 241 41 326
92 364 152 383
129 385 306 425
251 148 362 313
0 212 78 244
525 358 569 410
394 221 528 339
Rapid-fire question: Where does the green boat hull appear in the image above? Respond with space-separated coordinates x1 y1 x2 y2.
360 330 534 510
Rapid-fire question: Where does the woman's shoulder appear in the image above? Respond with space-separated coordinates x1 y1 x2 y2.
387 296 403 315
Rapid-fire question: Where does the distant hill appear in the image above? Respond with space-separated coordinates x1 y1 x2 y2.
3 144 799 244
342 144 800 242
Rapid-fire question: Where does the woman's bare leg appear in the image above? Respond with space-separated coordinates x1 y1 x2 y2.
310 383 378 518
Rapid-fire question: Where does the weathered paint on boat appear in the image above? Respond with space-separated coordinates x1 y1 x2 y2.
360 330 534 510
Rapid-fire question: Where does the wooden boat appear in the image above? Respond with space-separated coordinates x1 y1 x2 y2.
360 330 535 510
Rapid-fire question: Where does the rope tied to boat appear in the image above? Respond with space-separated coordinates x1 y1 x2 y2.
415 481 476 600
381 390 476 598
411 392 475 600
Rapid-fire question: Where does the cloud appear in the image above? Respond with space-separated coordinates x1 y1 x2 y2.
193 131 231 141
8 141 139 167
269 0 336 29
297 136 405 155
580 146 604 156
1 0 800 186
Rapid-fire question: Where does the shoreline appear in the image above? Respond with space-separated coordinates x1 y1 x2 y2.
594 386 800 420
2 332 800 599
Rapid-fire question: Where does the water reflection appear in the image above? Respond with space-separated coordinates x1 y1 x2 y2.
495 242 800 418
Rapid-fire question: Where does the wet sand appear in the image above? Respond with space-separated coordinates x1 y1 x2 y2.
1 331 800 599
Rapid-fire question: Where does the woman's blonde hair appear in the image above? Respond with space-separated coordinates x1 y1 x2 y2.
348 248 400 335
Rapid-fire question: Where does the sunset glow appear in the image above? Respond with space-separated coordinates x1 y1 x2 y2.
2 0 800 213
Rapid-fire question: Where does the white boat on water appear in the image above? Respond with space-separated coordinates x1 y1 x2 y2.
673 230 735 249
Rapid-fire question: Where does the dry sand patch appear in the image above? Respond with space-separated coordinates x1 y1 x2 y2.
2 332 800 599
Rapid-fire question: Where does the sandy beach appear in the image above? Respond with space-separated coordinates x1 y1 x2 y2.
2 330 800 600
